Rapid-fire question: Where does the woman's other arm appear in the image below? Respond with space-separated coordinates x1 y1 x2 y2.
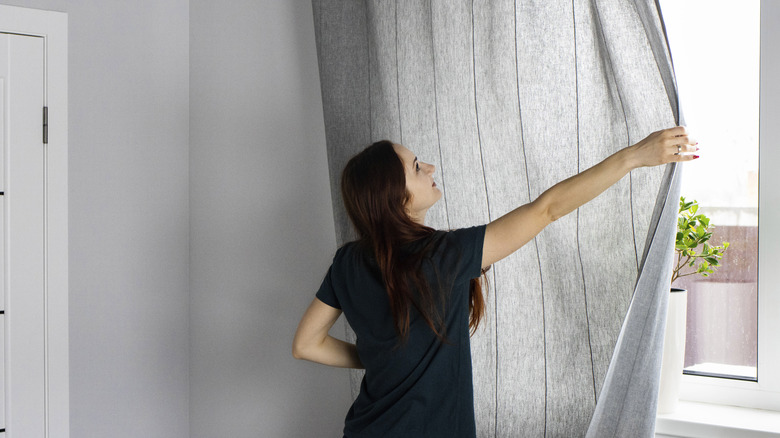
292 298 364 369
482 126 698 268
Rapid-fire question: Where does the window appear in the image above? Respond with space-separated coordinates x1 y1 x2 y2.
662 0 758 381
659 0 779 411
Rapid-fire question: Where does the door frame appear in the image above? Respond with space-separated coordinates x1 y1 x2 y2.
0 5 68 438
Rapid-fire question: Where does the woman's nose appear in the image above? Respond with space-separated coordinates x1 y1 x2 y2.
424 162 435 174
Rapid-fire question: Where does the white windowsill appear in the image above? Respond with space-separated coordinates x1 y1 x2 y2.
656 400 780 438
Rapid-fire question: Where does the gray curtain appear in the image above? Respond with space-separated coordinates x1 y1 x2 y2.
311 1 681 436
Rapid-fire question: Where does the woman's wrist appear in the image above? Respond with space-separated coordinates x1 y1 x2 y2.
619 144 642 171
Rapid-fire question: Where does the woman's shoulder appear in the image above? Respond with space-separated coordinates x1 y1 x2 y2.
437 224 487 250
331 240 374 269
331 240 358 262
428 225 487 278
327 240 382 285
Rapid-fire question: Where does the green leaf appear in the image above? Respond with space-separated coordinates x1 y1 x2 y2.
704 257 719 266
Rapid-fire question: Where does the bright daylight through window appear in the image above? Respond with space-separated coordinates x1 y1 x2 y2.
659 0 759 380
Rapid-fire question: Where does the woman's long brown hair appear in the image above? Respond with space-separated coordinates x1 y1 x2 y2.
341 140 487 343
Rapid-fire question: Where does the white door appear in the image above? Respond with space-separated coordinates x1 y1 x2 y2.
0 32 47 438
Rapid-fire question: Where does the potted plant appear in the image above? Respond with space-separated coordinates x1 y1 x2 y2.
672 197 730 284
658 197 730 414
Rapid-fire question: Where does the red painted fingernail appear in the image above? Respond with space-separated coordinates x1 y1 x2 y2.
693 155 700 159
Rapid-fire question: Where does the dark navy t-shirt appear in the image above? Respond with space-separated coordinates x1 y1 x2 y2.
316 225 486 438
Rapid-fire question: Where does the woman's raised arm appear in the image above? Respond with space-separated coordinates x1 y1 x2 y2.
481 126 698 269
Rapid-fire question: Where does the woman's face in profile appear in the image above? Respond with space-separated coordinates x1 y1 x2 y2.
393 143 441 220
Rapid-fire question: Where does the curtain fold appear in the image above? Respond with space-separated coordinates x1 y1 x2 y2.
312 1 680 436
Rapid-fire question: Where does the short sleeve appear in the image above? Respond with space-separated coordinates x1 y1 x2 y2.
315 264 341 309
441 225 487 283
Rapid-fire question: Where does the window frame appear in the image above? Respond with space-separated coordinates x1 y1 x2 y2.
672 0 780 413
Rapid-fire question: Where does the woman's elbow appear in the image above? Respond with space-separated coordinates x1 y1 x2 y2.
292 339 309 361
530 196 558 224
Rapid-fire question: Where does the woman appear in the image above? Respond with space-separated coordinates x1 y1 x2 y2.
293 127 698 437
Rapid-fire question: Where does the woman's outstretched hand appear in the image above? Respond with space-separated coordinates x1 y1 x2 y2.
627 125 698 168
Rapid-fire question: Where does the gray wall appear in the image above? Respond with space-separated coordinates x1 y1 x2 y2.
1 0 191 436
189 0 350 436
1 0 348 437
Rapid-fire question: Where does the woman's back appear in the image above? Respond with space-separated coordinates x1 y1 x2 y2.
316 226 486 437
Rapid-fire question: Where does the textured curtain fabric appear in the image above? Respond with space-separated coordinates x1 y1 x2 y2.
311 1 681 436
